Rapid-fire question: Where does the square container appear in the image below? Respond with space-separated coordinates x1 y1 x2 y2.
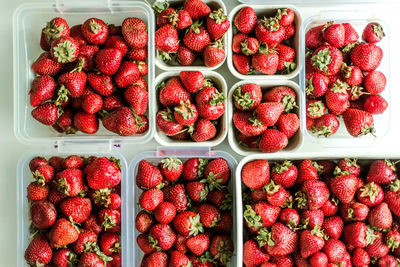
228 80 304 156
13 1 155 145
235 152 400 266
227 4 302 80
154 71 228 147
154 0 228 71
17 148 129 267
129 147 238 266
300 12 391 148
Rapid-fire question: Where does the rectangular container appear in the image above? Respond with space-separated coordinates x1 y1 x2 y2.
227 4 302 80
154 0 228 71
129 148 238 266
17 148 129 267
13 1 155 146
235 152 400 266
228 80 304 156
154 71 228 147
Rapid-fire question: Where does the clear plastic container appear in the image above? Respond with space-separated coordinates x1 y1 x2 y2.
227 4 302 80
154 71 228 147
228 80 304 156
16 147 129 267
154 0 228 71
300 12 391 148
13 0 155 145
129 147 238 267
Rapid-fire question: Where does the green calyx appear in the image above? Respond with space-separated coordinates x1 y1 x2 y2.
43 21 66 42
389 179 400 192
307 101 325 118
211 38 225 51
258 42 271 55
151 0 169 14
359 124 376 137
53 40 77 63
92 188 112 207
312 125 334 138
149 235 162 251
241 40 256 56
199 251 217 264
305 77 314 96
110 242 121 253
256 227 275 247
189 214 204 236
261 17 280 31
386 236 400 251
67 251 79 266
347 208 355 220
201 172 224 191
160 107 174 122
182 262 193 267
161 157 183 171
83 241 113 264
199 186 209 202
249 113 264 128
189 20 203 35
197 158 209 178
243 205 262 230
210 90 225 106
215 240 233 264
32 170 46 186
385 159 399 172
360 182 380 202
295 191 307 210
209 8 228 24
220 193 232 211
341 41 359 54
174 100 196 120
282 195 294 209
312 161 324 174
56 177 70 195
158 51 173 62
233 87 255 110
322 21 334 32
349 85 368 100
275 8 288 20
372 23 385 39
264 180 281 194
331 80 349 93
311 48 332 74
311 225 324 238
282 95 297 112
283 61 297 74
71 57 85 73
89 19 101 34
55 84 70 107
366 226 379 245
68 216 81 233
102 212 116 231
341 63 352 79
272 160 292 174
333 166 351 176
210 214 221 228
110 157 122 170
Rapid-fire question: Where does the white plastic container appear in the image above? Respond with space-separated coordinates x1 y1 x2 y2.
227 4 302 80
129 147 238 267
300 12 391 148
154 0 228 71
13 1 155 146
154 71 228 147
228 80 304 156
17 148 129 267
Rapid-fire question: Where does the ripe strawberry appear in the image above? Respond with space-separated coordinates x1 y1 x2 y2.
283 23 295 41
174 234 189 254
196 86 225 120
121 18 148 49
343 22 359 46
252 44 279 75
363 94 388 114
233 111 267 136
243 239 270 267
301 209 324 230
241 37 259 56
189 119 217 142
57 70 87 102
365 231 390 258
203 157 230 188
215 211 233 233
258 223 298 256
148 223 176 251
325 81 350 115
114 61 139 88
179 71 204 93
127 46 148 61
343 108 375 137
263 86 297 112
323 23 345 47
156 108 184 136
276 8 295 26
256 102 284 126
271 161 297 188
31 52 63 76
204 39 226 67
139 188 163 211
42 17 70 43
168 251 190 267
368 202 392 230
29 157 49 172
102 107 141 136
49 218 80 247
94 48 122 75
186 181 208 202
54 168 84 196
296 180 329 210
71 230 97 254
323 239 346 263
378 255 398 267
73 111 99 134
305 72 329 98
87 72 114 97
306 100 326 119
367 161 398 188
259 129 288 153
384 229 400 253
233 83 262 111
136 160 163 189
81 18 108 45
174 100 198 126
352 248 370 266
309 252 328 267
279 208 300 229
198 204 220 228
143 251 168 267
210 235 234 264
233 54 253 74
313 114 340 137
30 200 57 229
135 210 154 233
24 234 52 265
341 63 363 86
351 43 383 71
32 164 54 185
99 233 120 256
275 44 296 71
296 159 321 184
155 24 179 58
124 84 148 115
81 93 102 114
62 155 84 169
322 215 344 239
176 45 197 66
182 158 208 181
183 21 211 53
183 0 211 20
241 159 269 190
78 252 106 266
122 17 145 31
173 211 203 236
363 22 385 43
50 36 79 64
159 77 191 107
311 45 343 75
255 17 285 44
169 9 193 30
97 208 121 232
60 197 91 223
330 172 358 204
300 227 325 258
206 8 230 40
40 27 51 50
186 234 209 256
234 6 257 34
135 60 148 77
156 7 176 27
32 102 59 125
306 25 324 49
154 202 176 225
101 95 123 112
160 157 183 181
103 35 128 57
357 182 384 207
363 70 386 94
52 248 78 267
244 202 280 232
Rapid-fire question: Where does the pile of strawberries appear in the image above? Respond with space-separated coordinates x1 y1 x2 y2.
24 155 122 266
156 71 225 142
305 21 387 137
135 157 234 266
242 158 400 266
154 0 229 67
232 7 297 75
232 84 300 153
30 16 150 136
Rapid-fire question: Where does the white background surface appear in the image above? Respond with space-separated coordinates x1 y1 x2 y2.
2 0 400 265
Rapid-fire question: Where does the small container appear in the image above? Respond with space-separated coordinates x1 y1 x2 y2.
17 147 129 267
129 147 238 267
228 80 304 156
301 11 391 147
154 71 228 147
154 0 228 71
13 0 155 145
227 4 302 80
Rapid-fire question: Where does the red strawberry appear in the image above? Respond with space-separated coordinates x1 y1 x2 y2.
241 159 269 190
263 86 297 112
114 61 139 88
306 25 324 49
60 197 92 223
378 255 398 267
279 208 300 229
97 208 121 232
233 111 267 136
87 72 114 96
330 172 359 204
207 189 231 210
81 18 108 45
31 52 63 76
271 160 297 188
57 70 87 101
309 252 328 267
183 0 211 20
102 94 124 112
127 46 148 61
156 7 175 27
32 102 59 125
100 233 120 256
362 22 385 43
283 23 295 41
363 95 388 114
276 113 300 138
341 63 363 86
135 210 155 233
82 93 102 114
183 21 211 53
296 180 329 210
311 45 343 75
135 60 148 76
121 18 148 49
62 155 84 169
365 231 390 258
176 45 197 66
305 72 329 98
203 39 226 67
149 224 176 251
144 251 168 267
179 71 204 93
301 209 324 229
47 186 66 205
103 35 128 56
252 44 279 75
234 7 257 34
368 202 392 229
214 212 233 233
122 17 146 31
338 158 361 176
50 36 79 63
243 239 270 267
102 107 140 136
322 215 344 239
73 111 99 134
233 54 253 74
159 77 191 107
186 234 209 256
232 33 248 53
136 160 163 189
54 168 84 196
156 108 184 136
367 160 398 185
71 230 97 254
24 234 52 265
189 119 217 142
233 83 262 111
276 8 295 26
163 184 188 212
357 182 384 207
241 37 259 56
325 80 350 115
313 114 340 137
30 200 57 229
94 48 122 75
154 202 176 224
343 108 375 137
297 159 321 184
276 44 296 71
210 235 234 264
160 157 183 181
124 84 148 115
32 164 54 185
196 86 225 120
323 23 345 47
40 27 51 50
259 129 288 153
186 181 208 202
174 100 198 125
49 218 80 247
155 24 179 57
255 17 285 44
139 188 163 211
42 17 70 43
169 10 193 30
343 22 359 46
323 239 346 263
300 227 325 258
256 102 284 126
29 157 48 172
182 158 208 181
198 204 220 227
351 43 383 71
203 158 230 188
259 222 298 256
206 8 230 40
168 251 190 267
78 252 106 267
52 248 78 267
244 202 280 232
306 99 326 119
363 70 386 94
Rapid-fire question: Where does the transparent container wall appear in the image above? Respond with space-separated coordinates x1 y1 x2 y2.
154 0 228 71
129 149 238 267
154 71 228 147
17 149 129 267
301 12 390 147
238 0 394 4
228 80 304 156
13 1 155 145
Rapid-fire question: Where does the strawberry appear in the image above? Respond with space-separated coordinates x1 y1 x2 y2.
173 211 203 236
283 23 295 41
156 7 176 27
306 25 324 49
52 248 78 267
363 70 386 94
363 94 388 114
256 102 284 126
97 208 121 232
47 186 66 205
214 212 233 233
259 129 288 153
378 255 398 267
296 180 329 210
176 45 197 66
62 155 84 169
299 226 325 258
198 204 220 227
183 0 211 20
352 248 371 266
234 6 257 34
149 223 177 251
78 252 106 266
325 81 350 115
122 17 145 31
183 21 211 53
29 157 48 172
94 48 122 75
60 197 91 223
367 160 398 185
30 200 57 229
136 160 163 189
71 230 97 254
276 8 295 26
305 72 329 98
127 46 148 61
144 251 168 267
297 159 321 184
275 44 296 71
159 77 191 107
99 232 120 256
156 108 184 136
73 111 99 134
279 208 300 229
233 83 262 111
186 234 209 256
50 36 79 63
384 229 400 253
306 100 326 119
258 223 298 257
244 202 280 232
54 168 84 196
103 35 128 56
49 218 80 247
341 63 363 86
168 251 190 267
189 119 217 142
24 234 52 265
135 60 148 76
322 215 344 239
31 52 63 76
252 44 279 75
40 27 51 50
357 182 384 207
301 209 324 229
323 23 345 47
87 72 114 96
233 54 253 74
241 159 269 190
124 84 148 115
174 234 189 254
32 164 54 185
362 22 385 43
57 70 87 101
174 100 198 125
203 158 230 188
121 17 147 49
154 202 176 224
271 160 297 188
255 17 285 44
323 239 346 263
210 235 234 264
309 252 328 267
42 17 70 43
155 24 179 57
243 239 270 267
182 158 208 181
263 86 297 112
206 8 230 40
179 71 204 93
196 86 225 120
232 32 248 53
330 172 359 204
32 102 59 125
351 43 383 71
114 61 139 88
265 181 289 207
139 188 164 211
312 45 343 75
368 202 392 230
365 231 390 258
342 22 359 46
312 114 340 137
343 108 375 137
55 109 75 133
82 93 102 114
81 18 108 45
102 95 124 112
233 111 267 136
203 39 226 67
135 210 155 233
102 107 140 136
169 10 193 30
160 157 183 181
186 181 208 203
